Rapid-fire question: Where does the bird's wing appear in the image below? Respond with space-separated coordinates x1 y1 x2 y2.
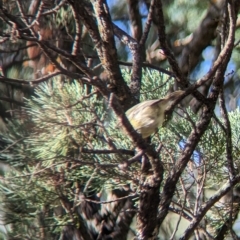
126 99 162 116
126 100 161 129
133 116 156 130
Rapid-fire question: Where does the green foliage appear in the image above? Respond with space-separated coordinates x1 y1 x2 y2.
121 68 175 100
0 171 59 240
0 0 239 238
0 70 172 238
56 4 75 34
0 70 239 238
165 0 208 34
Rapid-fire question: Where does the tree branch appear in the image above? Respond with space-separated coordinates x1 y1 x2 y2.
180 174 240 240
70 0 134 109
155 0 208 107
157 0 238 234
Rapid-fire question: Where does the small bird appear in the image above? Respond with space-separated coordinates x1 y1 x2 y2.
126 90 184 138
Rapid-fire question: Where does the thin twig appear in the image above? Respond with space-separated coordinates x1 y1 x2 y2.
219 89 235 178
82 194 138 205
140 0 154 46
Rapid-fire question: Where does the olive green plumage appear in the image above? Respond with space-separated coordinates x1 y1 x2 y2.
126 90 184 138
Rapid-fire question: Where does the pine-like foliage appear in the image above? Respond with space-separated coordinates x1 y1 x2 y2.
0 71 239 239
